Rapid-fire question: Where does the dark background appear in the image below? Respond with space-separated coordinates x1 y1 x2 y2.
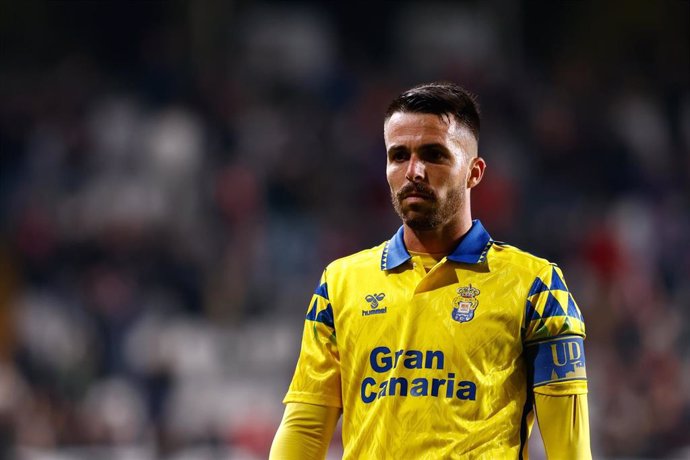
1 1 689 458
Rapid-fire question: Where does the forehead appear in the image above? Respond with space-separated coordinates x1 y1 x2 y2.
384 112 465 148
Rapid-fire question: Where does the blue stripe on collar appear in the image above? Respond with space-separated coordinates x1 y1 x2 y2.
380 220 492 271
381 226 410 270
447 219 492 264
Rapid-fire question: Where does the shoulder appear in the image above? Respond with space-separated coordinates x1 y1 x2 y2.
324 241 387 276
489 241 555 277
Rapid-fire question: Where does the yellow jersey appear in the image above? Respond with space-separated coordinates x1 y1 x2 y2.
284 220 587 459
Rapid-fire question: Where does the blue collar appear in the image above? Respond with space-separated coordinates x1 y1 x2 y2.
380 219 493 271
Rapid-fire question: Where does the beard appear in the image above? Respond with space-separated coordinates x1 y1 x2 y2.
391 182 464 231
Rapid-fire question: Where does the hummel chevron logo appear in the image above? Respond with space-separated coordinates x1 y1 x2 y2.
363 293 387 316
365 293 385 308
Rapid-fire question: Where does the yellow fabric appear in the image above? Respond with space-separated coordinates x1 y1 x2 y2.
269 402 340 460
534 379 588 397
535 393 592 459
284 222 588 458
409 250 444 271
270 396 591 460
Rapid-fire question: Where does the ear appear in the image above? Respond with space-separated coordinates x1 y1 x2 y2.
467 157 486 189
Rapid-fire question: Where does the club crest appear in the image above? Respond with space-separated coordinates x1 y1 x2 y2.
451 285 480 323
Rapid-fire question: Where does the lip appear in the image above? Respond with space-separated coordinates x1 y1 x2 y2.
403 194 432 201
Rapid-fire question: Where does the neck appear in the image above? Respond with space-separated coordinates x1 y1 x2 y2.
403 217 473 255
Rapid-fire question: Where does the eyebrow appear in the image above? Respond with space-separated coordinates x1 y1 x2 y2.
387 145 407 155
387 143 449 154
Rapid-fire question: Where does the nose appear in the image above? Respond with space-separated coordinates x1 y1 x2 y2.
405 155 426 182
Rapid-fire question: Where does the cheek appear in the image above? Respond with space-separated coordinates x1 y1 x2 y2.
451 167 469 188
434 170 465 195
386 165 402 189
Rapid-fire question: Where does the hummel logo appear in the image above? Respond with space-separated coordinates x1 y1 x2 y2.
365 293 385 308
363 293 387 317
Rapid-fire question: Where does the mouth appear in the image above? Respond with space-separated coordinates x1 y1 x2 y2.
395 184 437 206
402 193 433 202
400 188 435 200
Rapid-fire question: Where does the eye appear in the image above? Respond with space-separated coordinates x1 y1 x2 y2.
429 150 443 160
389 149 409 162
422 146 449 163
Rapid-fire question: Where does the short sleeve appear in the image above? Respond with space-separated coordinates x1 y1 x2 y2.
284 270 342 408
523 264 588 395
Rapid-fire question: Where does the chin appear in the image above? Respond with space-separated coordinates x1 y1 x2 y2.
393 200 441 230
402 214 439 231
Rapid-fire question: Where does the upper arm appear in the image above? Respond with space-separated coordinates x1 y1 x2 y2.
523 264 588 396
284 269 343 408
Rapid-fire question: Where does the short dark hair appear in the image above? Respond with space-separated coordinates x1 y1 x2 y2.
384 82 480 139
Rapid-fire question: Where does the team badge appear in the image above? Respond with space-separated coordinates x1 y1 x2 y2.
452 285 480 323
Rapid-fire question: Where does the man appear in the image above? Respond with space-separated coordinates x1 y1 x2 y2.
270 82 591 459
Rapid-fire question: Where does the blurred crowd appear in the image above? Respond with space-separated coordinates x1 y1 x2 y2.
1 2 689 459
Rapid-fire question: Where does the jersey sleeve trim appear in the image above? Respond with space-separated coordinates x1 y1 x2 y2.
283 391 343 408
533 380 588 396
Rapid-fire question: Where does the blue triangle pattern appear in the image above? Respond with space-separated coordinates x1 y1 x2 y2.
549 267 568 291
306 298 319 321
525 299 541 322
314 282 329 300
541 292 567 318
528 277 549 297
567 294 582 321
315 303 335 329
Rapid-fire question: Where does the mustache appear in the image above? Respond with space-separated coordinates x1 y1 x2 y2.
396 183 436 201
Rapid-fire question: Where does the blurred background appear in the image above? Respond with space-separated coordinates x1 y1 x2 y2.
1 1 689 459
